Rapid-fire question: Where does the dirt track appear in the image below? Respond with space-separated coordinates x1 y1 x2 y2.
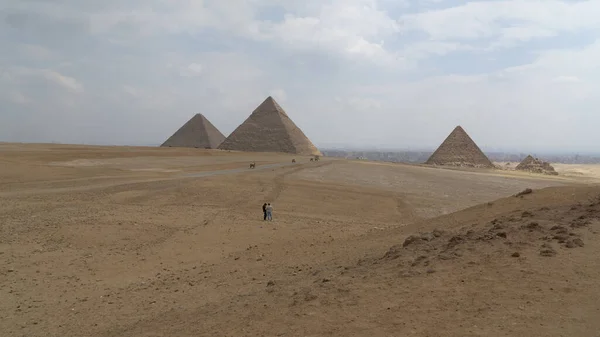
1 143 599 337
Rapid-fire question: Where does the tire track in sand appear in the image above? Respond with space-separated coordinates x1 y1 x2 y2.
264 161 334 203
0 162 298 198
132 161 333 252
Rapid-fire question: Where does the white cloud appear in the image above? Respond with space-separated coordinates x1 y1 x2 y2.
2 0 600 152
177 63 204 77
165 52 264 90
17 44 55 60
346 38 600 150
336 96 382 110
552 76 580 83
42 70 84 93
5 91 30 105
403 41 475 59
260 0 403 65
122 85 143 97
399 0 600 50
0 67 83 93
75 0 408 66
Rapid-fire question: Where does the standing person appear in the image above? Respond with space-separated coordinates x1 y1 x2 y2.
266 203 273 221
262 203 267 221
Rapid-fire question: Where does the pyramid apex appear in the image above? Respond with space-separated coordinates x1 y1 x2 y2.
264 96 282 107
190 113 210 120
263 96 276 103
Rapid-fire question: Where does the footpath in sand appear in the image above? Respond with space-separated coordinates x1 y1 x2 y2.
1 143 599 337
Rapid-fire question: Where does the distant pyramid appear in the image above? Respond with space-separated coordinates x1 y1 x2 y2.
218 96 322 155
425 126 494 168
515 155 558 175
161 114 225 149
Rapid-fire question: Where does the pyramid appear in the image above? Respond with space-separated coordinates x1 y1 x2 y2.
425 126 494 168
218 96 322 156
161 114 225 149
515 155 558 175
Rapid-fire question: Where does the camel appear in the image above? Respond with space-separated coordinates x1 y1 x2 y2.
310 158 314 162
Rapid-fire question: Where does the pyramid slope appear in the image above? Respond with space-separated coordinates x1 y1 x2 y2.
516 155 558 175
218 96 322 156
425 126 494 168
161 114 225 149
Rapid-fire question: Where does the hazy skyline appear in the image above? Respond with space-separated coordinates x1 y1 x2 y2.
1 0 599 153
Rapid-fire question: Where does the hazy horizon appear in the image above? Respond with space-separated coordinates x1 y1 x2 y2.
2 1 600 154
3 140 600 158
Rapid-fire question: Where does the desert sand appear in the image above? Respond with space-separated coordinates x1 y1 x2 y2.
1 143 600 337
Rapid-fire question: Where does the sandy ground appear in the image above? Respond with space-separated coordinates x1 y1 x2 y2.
1 143 600 337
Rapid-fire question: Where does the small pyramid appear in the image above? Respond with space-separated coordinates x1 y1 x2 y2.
161 114 225 149
218 96 321 155
516 155 537 169
515 155 558 175
425 126 494 168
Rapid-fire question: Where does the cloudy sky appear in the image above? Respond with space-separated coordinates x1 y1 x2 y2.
1 0 599 153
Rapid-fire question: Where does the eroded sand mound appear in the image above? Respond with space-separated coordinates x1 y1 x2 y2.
516 155 558 175
384 194 596 273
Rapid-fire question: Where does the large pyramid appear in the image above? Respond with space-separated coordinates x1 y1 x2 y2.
515 155 558 175
161 114 225 149
425 126 494 168
218 96 322 156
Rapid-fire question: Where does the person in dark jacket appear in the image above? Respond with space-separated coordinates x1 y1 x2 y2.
266 203 273 221
262 203 267 220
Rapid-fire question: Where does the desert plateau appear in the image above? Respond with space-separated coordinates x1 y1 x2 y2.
5 0 600 335
1 143 599 337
